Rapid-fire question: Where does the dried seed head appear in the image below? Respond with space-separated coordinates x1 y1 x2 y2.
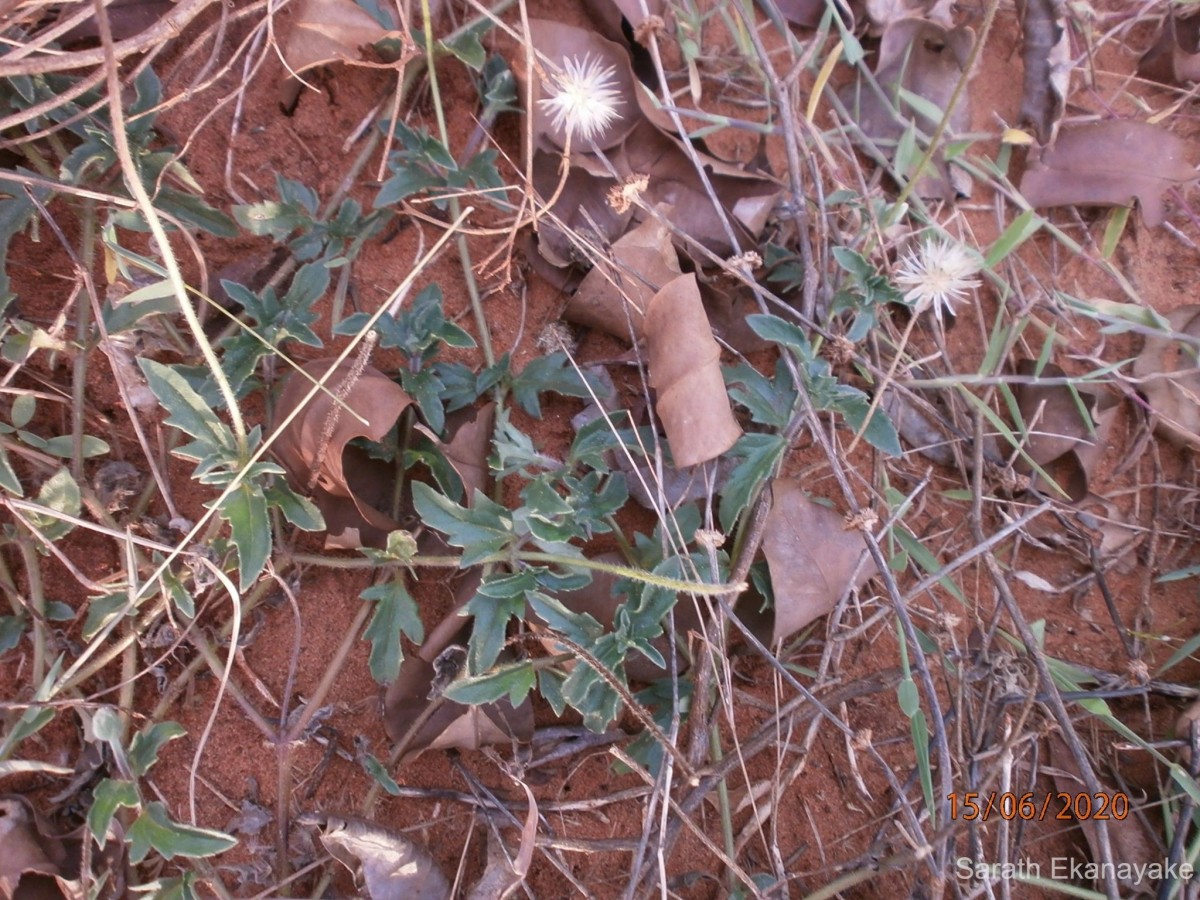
607 173 649 213
844 509 878 533
826 334 857 367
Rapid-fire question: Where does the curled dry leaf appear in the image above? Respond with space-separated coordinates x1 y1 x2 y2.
1047 736 1158 897
384 572 534 758
278 0 403 109
1012 360 1117 504
840 16 975 201
531 154 633 268
581 0 666 45
882 386 957 467
748 480 877 645
1138 8 1200 86
59 0 174 45
772 0 852 29
644 273 742 468
465 778 538 900
0 795 81 900
620 119 780 259
566 216 680 341
1132 305 1200 450
272 358 412 550
1018 121 1195 227
864 0 954 31
1017 0 1070 144
316 814 450 900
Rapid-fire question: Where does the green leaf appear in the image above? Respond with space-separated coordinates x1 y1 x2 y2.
218 482 271 591
0 445 21 495
88 779 140 849
138 359 234 452
897 678 920 718
359 751 402 794
746 313 813 358
440 22 487 69
837 393 902 457
360 579 423 684
465 572 531 673
985 209 1043 268
264 481 325 532
510 352 593 418
376 165 441 207
129 721 185 777
719 433 786 532
42 434 110 458
411 482 512 567
83 592 130 642
0 175 47 313
45 602 72 622
11 394 34 429
127 801 237 863
0 614 25 654
442 660 536 706
92 706 124 744
29 467 81 540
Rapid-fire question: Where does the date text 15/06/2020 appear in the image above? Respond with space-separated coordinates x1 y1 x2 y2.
956 858 1194 885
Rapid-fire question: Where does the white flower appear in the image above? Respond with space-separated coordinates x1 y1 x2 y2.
894 237 982 323
538 54 623 144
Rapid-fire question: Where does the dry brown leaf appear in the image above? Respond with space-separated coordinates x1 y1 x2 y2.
1047 736 1158 897
465 779 538 900
414 403 496 505
0 796 81 900
566 216 680 341
773 0 852 29
384 572 534 758
863 0 953 31
316 815 450 900
278 0 403 109
753 481 876 644
1132 305 1200 449
272 358 412 549
59 0 174 45
839 16 975 201
882 386 957 467
1138 9 1200 86
580 0 667 47
1019 121 1195 227
1012 360 1117 503
621 120 780 258
644 273 742 468
531 152 633 268
1017 0 1071 144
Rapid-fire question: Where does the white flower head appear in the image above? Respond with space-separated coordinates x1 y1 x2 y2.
894 237 982 323
538 53 624 144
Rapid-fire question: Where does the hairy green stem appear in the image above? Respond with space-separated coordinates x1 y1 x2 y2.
286 550 746 595
93 0 247 453
70 199 95 481
419 0 494 367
